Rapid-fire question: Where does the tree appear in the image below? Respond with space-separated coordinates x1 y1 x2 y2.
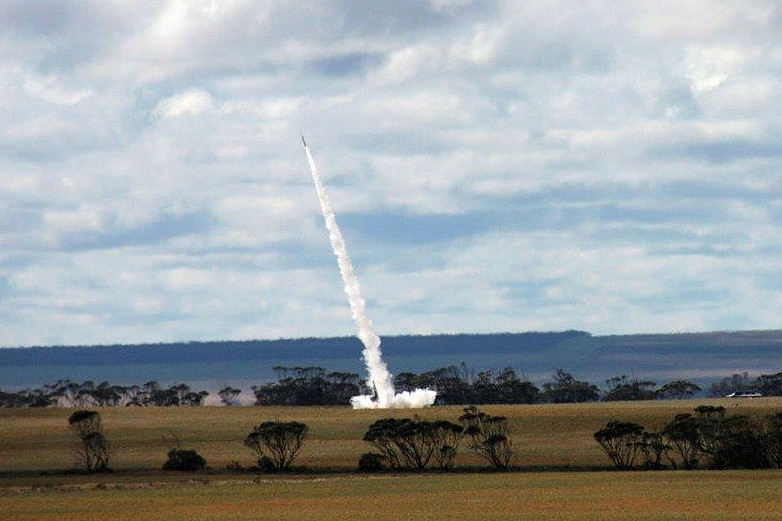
662 405 769 470
68 410 111 472
660 413 701 469
218 386 242 406
363 418 415 470
603 375 657 401
540 370 600 403
244 421 308 471
89 381 126 407
762 412 782 468
394 372 423 393
430 420 465 469
692 405 727 456
362 417 463 471
755 372 782 396
251 367 361 406
0 387 53 408
416 366 472 405
593 420 645 470
656 380 701 400
45 379 83 407
0 389 24 408
459 406 515 470
144 383 209 406
710 415 767 469
707 372 754 398
636 431 669 470
491 367 539 404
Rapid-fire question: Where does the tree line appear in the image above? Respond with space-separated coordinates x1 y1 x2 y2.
594 405 782 470
0 380 210 408
4 367 782 408
246 367 782 405
65 405 513 474
63 402 782 475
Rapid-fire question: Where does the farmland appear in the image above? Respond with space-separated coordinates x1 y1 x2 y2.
2 399 782 520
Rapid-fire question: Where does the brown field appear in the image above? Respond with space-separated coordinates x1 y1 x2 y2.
1 399 782 520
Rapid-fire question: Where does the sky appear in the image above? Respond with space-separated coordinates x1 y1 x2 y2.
2 1 782 348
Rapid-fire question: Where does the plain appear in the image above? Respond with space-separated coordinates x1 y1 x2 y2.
1 399 782 520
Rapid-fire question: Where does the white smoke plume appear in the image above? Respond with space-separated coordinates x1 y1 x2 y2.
304 140 436 409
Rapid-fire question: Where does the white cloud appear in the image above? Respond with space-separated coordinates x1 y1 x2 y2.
2 0 782 347
24 75 92 105
152 89 215 118
373 45 442 84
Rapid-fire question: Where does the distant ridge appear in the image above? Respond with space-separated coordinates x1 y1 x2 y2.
1 330 781 390
0 331 589 366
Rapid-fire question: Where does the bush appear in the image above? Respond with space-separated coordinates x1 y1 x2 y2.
358 452 385 472
225 461 243 471
163 449 207 471
257 456 276 473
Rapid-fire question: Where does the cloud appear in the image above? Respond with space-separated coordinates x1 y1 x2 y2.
152 89 215 119
2 1 782 347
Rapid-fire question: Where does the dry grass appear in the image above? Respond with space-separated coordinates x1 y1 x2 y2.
2 398 782 472
2 399 782 520
2 471 782 521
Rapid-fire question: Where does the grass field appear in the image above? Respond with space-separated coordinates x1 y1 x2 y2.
2 399 782 520
3 471 782 521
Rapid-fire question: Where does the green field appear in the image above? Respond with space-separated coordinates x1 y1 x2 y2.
2 399 782 520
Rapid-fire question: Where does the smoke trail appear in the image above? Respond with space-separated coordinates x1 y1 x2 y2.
304 140 436 409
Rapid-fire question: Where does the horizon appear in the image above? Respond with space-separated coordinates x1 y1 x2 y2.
3 326 782 350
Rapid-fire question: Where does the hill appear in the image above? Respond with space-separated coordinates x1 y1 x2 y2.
1 330 781 391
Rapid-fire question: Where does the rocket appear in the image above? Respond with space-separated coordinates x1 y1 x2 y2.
301 133 307 147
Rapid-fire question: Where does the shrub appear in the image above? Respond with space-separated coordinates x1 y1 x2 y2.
257 456 276 472
225 461 243 471
163 449 207 471
358 452 385 472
